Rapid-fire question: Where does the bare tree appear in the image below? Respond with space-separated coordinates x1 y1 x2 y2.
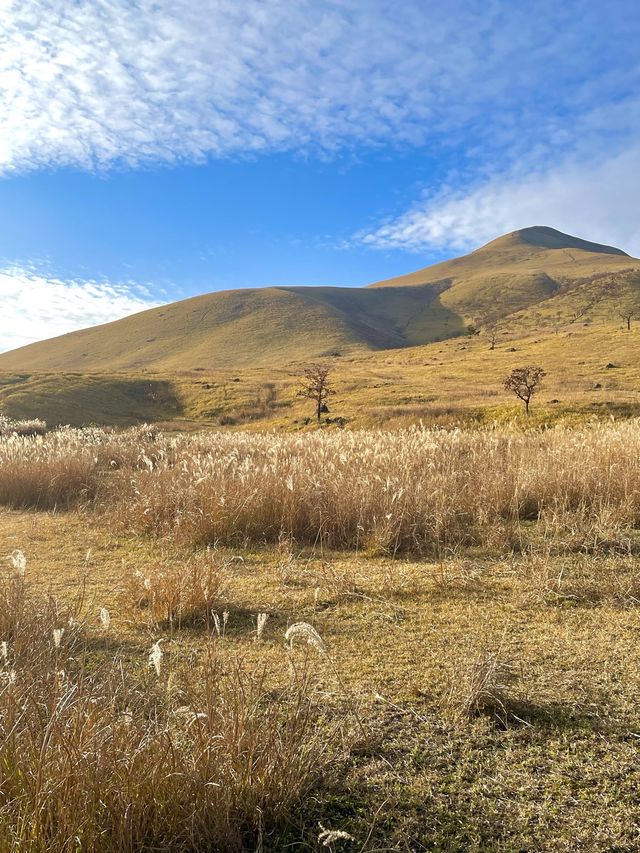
297 364 335 422
503 366 546 416
485 325 499 350
619 305 636 331
568 283 614 326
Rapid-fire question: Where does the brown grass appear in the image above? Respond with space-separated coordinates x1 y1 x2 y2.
4 421 640 846
126 550 228 629
0 426 157 510
3 507 640 849
443 639 520 726
0 415 47 437
99 421 640 555
0 565 337 852
3 421 640 555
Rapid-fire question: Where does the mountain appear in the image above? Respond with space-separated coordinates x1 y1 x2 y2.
369 226 636 326
0 226 637 372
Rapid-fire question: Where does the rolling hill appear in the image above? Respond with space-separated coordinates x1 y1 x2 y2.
1 225 639 429
0 225 637 374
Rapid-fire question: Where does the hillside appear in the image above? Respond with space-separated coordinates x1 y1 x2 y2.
0 225 639 428
370 226 637 325
0 226 637 374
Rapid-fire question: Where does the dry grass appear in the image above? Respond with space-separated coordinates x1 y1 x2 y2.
97 420 640 555
3 509 640 848
0 561 338 852
3 421 640 555
0 415 47 437
443 639 520 726
518 552 640 607
0 426 157 510
126 550 228 629
4 420 640 848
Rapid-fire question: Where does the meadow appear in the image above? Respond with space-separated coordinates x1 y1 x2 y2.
1 419 640 850
1 308 639 433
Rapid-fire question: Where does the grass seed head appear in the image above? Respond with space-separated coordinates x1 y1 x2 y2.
285 622 327 655
9 549 26 576
256 612 269 641
149 639 164 676
318 823 355 846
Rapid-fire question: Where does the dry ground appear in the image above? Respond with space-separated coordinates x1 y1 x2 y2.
3 507 640 851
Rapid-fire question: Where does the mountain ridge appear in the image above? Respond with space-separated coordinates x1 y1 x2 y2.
0 226 637 372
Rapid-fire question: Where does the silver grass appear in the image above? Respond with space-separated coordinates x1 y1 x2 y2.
318 823 355 846
256 612 269 641
148 640 164 676
285 622 327 654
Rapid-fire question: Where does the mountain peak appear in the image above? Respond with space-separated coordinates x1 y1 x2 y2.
480 226 629 257
1 225 636 376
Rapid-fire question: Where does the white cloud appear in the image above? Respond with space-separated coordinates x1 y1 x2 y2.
0 267 159 351
359 144 640 257
0 0 637 172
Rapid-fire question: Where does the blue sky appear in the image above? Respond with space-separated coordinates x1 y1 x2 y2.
0 0 639 350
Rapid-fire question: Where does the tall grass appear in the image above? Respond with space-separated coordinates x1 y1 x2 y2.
2 421 640 553
0 426 158 509
0 415 47 438
0 568 332 852
108 422 640 554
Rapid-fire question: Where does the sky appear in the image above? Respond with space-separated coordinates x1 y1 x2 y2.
0 0 639 350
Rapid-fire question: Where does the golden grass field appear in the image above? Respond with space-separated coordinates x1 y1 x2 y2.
0 228 639 849
0 311 639 431
1 422 640 850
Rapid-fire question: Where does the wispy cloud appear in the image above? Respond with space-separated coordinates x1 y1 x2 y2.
359 144 640 257
1 1 637 173
0 267 159 351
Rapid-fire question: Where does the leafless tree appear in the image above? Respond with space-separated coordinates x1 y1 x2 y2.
618 305 636 331
485 325 499 350
568 285 613 325
503 366 546 416
297 364 335 422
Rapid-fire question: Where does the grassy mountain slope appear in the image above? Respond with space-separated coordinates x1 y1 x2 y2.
0 280 470 372
0 288 366 372
1 226 637 375
2 311 640 429
370 226 637 326
0 226 639 427
371 226 632 289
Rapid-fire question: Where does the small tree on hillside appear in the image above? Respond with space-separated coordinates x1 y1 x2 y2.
503 366 545 416
297 364 335 422
485 325 499 350
619 304 636 331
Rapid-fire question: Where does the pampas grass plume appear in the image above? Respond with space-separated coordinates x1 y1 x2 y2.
285 622 327 654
